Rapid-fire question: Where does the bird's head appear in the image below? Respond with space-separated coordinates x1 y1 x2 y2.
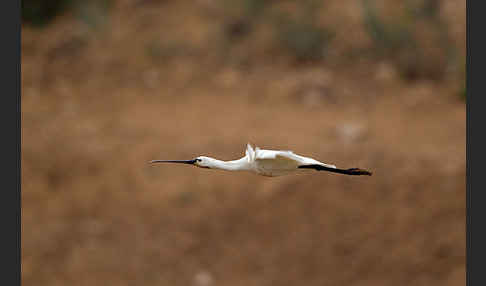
193 156 212 168
149 156 213 169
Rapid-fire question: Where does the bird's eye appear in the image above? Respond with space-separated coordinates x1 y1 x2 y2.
196 158 202 162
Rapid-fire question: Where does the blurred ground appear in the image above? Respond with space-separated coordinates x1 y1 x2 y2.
22 0 465 285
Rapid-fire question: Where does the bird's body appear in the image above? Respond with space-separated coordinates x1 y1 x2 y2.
150 144 372 177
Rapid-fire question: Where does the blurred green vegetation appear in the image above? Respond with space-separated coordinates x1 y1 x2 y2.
23 0 463 90
22 0 73 26
461 60 466 101
461 75 466 101
362 0 455 81
274 1 333 62
22 0 111 28
276 18 333 62
218 0 333 63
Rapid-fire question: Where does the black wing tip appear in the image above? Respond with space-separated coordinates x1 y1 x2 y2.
299 165 373 176
347 168 373 176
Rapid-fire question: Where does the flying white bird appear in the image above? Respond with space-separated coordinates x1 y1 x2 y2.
150 144 372 177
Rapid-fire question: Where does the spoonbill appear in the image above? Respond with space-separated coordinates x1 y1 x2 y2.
150 144 372 177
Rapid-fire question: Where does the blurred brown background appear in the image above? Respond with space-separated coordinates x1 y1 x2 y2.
21 0 465 285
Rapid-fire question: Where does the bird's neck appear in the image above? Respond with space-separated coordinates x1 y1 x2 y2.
208 157 251 171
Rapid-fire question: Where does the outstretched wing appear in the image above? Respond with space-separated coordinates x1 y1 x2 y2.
247 144 371 176
254 147 337 169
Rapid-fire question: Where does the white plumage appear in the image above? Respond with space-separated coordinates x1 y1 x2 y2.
150 144 372 177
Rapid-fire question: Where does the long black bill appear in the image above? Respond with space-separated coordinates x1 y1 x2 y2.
298 165 373 176
149 159 197 165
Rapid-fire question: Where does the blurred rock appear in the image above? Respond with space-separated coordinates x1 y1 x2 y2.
300 84 334 107
375 62 398 82
193 270 213 286
292 69 336 107
216 68 241 89
143 69 159 89
335 123 367 144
